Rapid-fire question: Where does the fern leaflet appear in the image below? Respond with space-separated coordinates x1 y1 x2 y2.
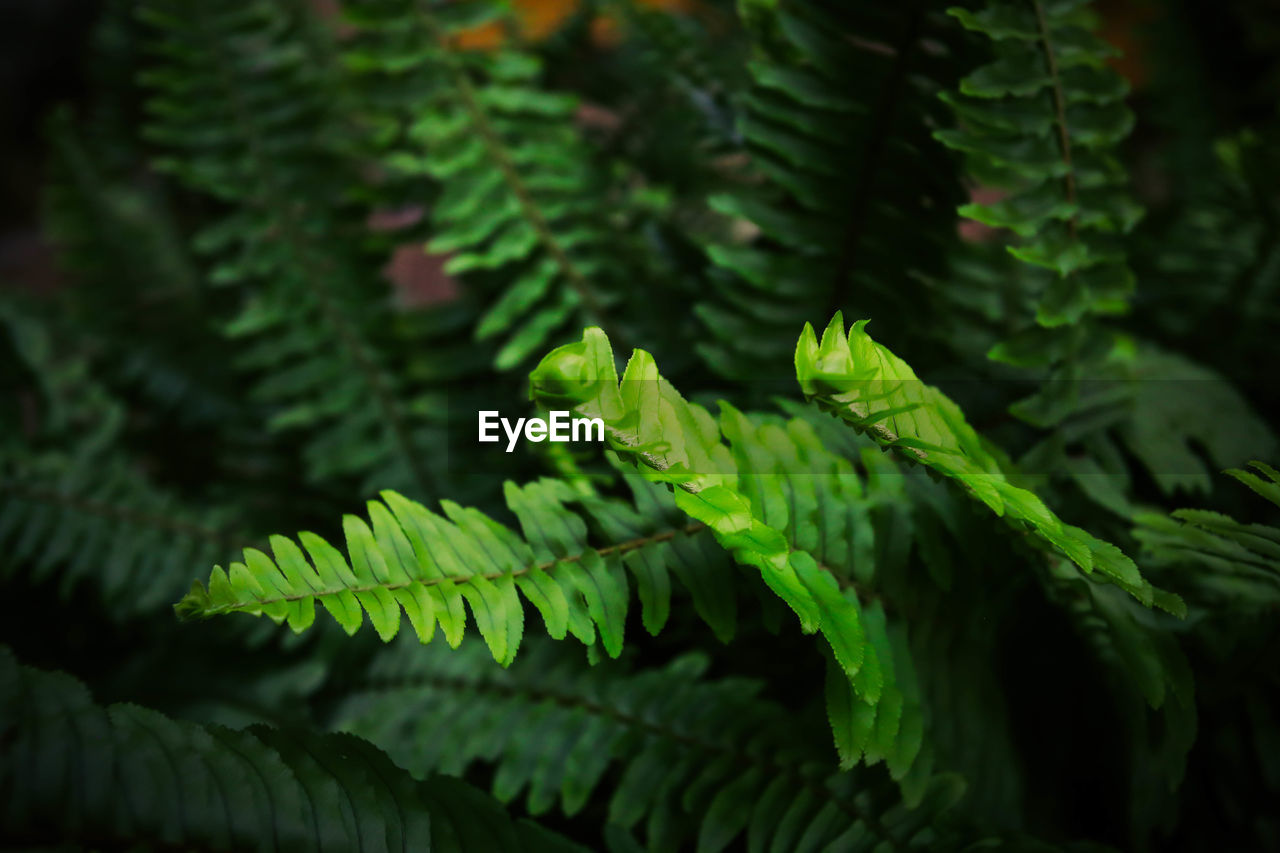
0 647 582 852
333 634 959 852
795 312 1180 612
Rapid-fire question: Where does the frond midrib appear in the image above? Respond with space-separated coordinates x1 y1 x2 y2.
204 521 708 611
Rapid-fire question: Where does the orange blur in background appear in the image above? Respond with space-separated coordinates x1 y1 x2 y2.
453 0 700 49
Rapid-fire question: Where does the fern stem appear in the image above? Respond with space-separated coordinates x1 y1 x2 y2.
211 522 708 609
213 517 884 617
1030 0 1078 240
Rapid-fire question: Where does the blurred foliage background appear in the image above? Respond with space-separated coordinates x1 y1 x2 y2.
1 0 1279 850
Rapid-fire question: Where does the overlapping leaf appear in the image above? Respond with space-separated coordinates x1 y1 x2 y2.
139 0 449 498
528 326 931 781
795 313 1181 613
699 0 964 380
0 647 582 852
335 634 958 853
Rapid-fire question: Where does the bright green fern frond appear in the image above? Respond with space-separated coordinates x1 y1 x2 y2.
698 0 965 380
0 647 583 852
530 326 871 671
332 633 959 853
344 1 640 370
528 326 936 782
177 474 742 665
795 313 1178 612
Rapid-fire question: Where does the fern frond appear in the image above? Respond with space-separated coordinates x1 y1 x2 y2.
795 313 1178 612
697 0 964 379
42 107 256 437
1135 461 1280 609
936 0 1142 429
1 304 243 618
2 455 242 614
344 1 641 370
1115 347 1277 496
530 326 870 672
0 647 583 852
139 0 444 497
528 326 934 782
589 0 746 190
1135 131 1280 408
938 0 1141 325
333 633 962 853
177 474 737 665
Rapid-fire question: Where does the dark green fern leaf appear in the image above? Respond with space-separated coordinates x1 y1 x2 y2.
139 0 446 498
938 0 1141 324
343 1 643 370
1135 461 1280 609
332 633 962 853
0 646 583 852
937 0 1143 430
698 0 965 380
0 303 244 619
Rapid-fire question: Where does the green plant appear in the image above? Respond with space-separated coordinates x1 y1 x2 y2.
2 0 1278 850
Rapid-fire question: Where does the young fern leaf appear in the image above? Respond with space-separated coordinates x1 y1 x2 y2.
0 648 583 852
795 313 1182 614
345 1 632 370
936 0 1142 425
528 327 934 782
530 327 868 674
